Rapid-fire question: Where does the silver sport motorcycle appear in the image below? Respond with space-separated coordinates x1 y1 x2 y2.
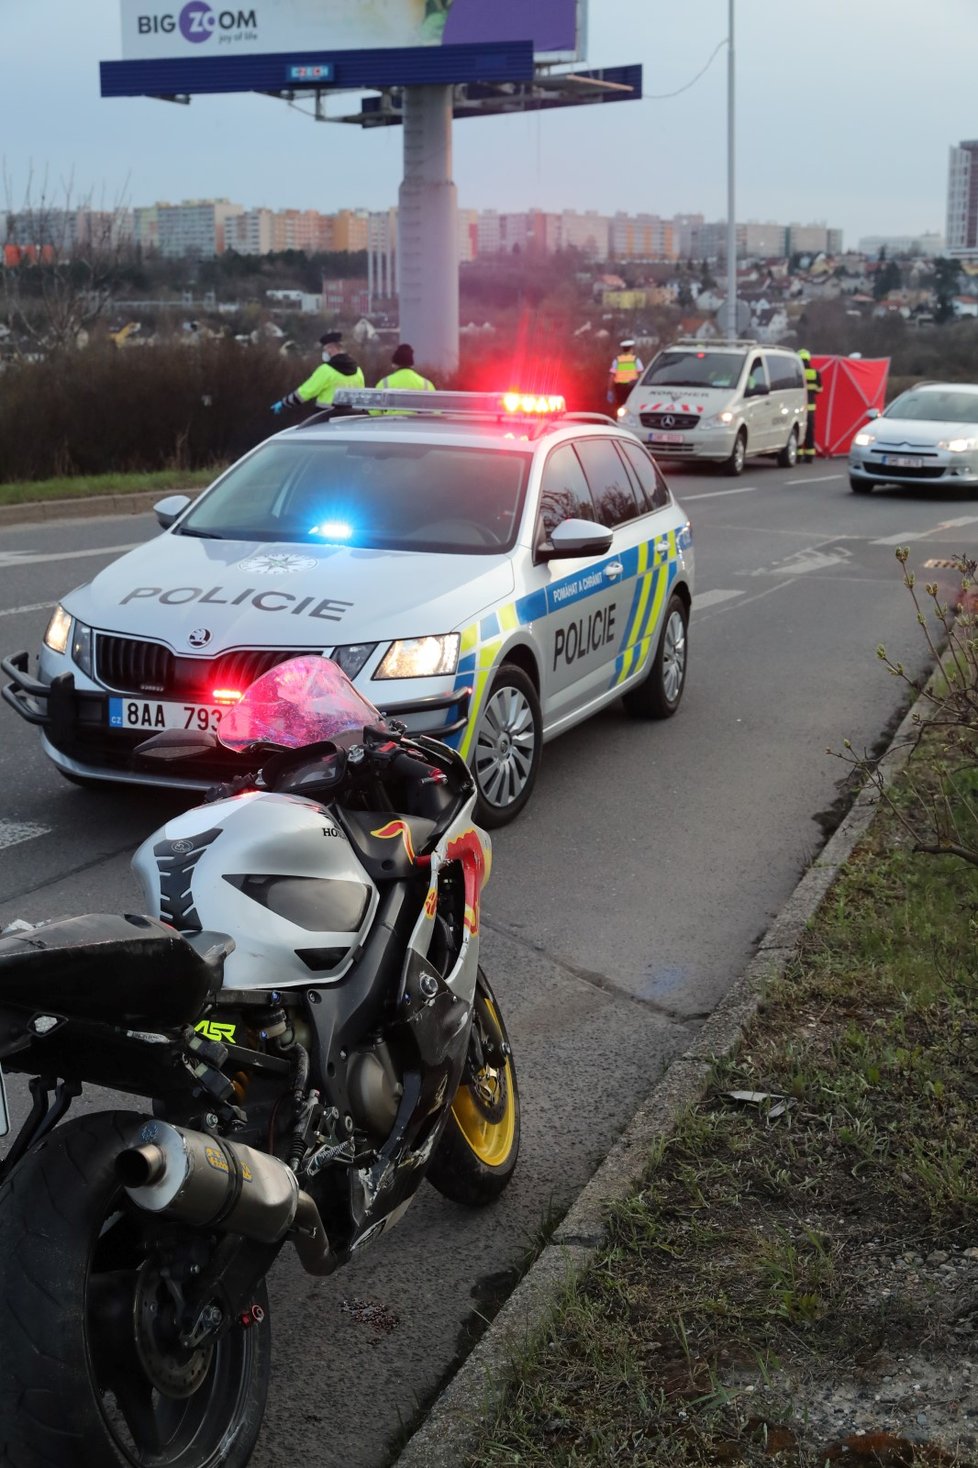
0 655 519 1467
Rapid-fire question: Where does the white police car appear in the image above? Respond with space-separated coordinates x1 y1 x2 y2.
3 390 694 826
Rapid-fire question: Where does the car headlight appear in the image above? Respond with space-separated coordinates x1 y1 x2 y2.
329 643 377 679
374 634 460 680
853 431 876 447
71 622 94 678
43 605 72 655
704 410 735 428
938 436 978 452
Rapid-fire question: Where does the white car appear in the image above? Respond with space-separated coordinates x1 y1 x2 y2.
848 381 978 494
3 390 694 826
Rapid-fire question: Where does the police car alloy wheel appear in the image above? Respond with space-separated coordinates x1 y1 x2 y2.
623 594 688 720
472 665 542 829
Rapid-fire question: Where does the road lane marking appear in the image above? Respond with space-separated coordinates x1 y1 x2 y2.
0 821 51 852
0 601 55 618
783 474 845 484
751 545 853 576
693 589 744 610
0 542 143 568
680 486 758 501
873 515 978 547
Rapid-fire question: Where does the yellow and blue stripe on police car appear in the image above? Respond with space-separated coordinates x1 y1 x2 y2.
446 525 689 759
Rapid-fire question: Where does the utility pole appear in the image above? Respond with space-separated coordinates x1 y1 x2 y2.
726 0 737 337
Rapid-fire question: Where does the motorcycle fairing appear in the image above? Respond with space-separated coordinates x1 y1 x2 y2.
333 798 492 1255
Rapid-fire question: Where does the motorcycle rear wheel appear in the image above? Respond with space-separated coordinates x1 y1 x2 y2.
426 971 520 1206
0 1110 271 1468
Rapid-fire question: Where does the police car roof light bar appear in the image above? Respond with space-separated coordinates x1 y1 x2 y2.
331 388 567 418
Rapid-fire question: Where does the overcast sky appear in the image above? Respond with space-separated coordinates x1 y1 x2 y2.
1 0 974 247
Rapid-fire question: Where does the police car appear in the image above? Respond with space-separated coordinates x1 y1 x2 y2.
3 390 694 826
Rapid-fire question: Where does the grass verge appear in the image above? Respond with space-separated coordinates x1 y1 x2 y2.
0 467 222 507
468 755 978 1466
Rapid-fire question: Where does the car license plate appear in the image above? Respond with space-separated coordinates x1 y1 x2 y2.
108 698 225 733
649 431 684 445
0 1062 9 1138
881 454 924 468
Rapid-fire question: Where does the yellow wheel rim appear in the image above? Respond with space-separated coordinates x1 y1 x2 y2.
451 1000 516 1169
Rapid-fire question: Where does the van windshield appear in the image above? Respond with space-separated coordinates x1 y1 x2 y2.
640 350 746 391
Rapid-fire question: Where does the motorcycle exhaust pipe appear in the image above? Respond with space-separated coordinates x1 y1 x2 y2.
117 1120 336 1274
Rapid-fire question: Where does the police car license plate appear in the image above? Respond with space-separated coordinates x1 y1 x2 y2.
108 698 225 733
882 454 923 468
649 431 684 444
0 1062 9 1138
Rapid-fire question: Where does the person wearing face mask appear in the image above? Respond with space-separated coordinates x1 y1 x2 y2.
270 331 365 415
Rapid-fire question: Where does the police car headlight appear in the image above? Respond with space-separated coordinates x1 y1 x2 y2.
853 431 876 447
71 622 94 677
374 635 460 680
329 642 377 679
43 605 72 655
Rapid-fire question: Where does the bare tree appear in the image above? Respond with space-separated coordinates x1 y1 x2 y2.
1 165 134 353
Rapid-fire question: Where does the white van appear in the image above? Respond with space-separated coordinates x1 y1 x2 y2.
617 339 808 476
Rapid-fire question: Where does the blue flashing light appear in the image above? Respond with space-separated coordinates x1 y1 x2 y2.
309 520 353 542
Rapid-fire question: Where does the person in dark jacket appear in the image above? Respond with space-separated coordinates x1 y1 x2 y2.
271 332 365 413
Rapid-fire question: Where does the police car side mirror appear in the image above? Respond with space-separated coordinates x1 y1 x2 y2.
865 407 880 421
540 519 614 561
154 495 192 530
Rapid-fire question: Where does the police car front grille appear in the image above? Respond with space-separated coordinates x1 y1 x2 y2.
96 637 309 698
639 412 701 431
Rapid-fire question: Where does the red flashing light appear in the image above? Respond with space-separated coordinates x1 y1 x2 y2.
501 392 566 416
213 688 244 704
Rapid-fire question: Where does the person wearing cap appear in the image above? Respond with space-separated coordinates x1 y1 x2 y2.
797 348 823 462
375 344 435 394
608 339 644 411
270 331 364 414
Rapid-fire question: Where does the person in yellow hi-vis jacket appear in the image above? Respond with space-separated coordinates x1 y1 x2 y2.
607 338 644 412
376 343 435 393
271 332 364 415
797 348 823 462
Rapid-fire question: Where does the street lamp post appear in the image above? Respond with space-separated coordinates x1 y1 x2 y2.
726 0 737 338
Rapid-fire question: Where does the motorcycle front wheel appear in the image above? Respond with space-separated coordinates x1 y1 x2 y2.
426 969 520 1206
0 1111 271 1468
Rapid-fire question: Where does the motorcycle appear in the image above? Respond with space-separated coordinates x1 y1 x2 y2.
0 655 520 1468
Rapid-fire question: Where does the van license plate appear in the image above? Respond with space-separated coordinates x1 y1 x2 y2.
649 431 684 445
0 1063 9 1138
108 699 225 733
882 455 923 468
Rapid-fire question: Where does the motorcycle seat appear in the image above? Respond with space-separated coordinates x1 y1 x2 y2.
0 912 220 1027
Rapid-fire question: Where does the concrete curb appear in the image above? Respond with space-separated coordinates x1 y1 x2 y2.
392 698 922 1468
0 489 205 528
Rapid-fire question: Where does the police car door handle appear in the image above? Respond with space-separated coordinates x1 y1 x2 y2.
654 537 670 557
603 561 624 580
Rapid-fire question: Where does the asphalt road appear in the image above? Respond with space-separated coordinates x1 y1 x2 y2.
1 463 976 1465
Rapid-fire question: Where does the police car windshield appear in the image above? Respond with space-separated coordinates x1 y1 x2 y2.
177 439 532 554
640 351 746 390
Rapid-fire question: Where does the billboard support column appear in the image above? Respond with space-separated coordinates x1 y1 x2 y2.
398 85 459 375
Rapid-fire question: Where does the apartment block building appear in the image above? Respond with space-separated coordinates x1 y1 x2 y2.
947 141 978 260
157 200 244 258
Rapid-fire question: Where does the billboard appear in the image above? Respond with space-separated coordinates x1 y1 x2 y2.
119 0 583 63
